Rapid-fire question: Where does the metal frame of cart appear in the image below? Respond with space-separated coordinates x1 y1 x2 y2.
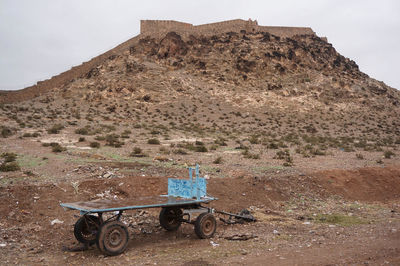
60 164 217 256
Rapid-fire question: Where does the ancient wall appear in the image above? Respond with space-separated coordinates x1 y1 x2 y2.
140 20 192 34
140 19 315 38
0 19 317 103
0 34 142 103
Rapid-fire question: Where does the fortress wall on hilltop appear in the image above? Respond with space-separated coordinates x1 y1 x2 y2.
257 26 315 37
1 19 317 103
140 20 192 34
0 35 142 103
140 19 315 38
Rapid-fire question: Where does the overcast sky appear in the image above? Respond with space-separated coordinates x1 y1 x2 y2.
1 0 399 91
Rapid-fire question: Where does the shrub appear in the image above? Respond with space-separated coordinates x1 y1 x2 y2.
130 147 146 157
32 132 40 137
384 150 395 159
249 135 260 144
242 149 260 159
195 140 204 146
52 143 66 153
159 146 170 154
195 145 208 152
147 138 160 145
273 149 293 165
213 156 223 164
121 129 131 138
268 142 279 149
356 153 364 160
78 137 85 142
95 135 106 141
47 124 64 134
105 134 124 147
90 141 100 148
173 149 188 155
214 137 227 146
23 133 32 137
132 147 142 154
75 127 89 135
0 162 20 172
1 152 17 163
1 127 13 138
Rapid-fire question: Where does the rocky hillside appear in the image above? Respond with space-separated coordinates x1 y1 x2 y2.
1 30 400 142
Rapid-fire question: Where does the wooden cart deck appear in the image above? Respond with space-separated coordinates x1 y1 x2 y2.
60 195 215 213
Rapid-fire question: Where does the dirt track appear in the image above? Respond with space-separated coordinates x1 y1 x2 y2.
1 165 399 265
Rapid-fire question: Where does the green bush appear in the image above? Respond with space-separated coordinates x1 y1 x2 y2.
0 162 20 172
90 142 100 148
147 138 160 145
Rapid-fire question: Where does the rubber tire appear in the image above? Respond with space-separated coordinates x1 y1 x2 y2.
194 213 217 239
96 220 129 256
159 207 182 231
74 215 100 245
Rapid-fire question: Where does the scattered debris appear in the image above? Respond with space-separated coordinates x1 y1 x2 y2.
217 209 256 224
50 219 64 225
210 241 219 247
224 234 258 241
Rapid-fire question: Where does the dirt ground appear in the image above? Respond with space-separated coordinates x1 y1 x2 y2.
1 161 399 265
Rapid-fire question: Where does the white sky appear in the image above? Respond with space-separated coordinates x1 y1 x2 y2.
1 0 399 90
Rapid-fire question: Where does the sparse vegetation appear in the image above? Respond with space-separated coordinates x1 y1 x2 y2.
147 138 160 145
130 147 146 157
51 143 66 153
314 213 366 226
1 152 17 163
384 150 395 159
213 156 223 164
47 124 64 134
0 161 20 172
0 152 20 172
105 134 124 147
1 127 13 138
242 149 260 159
90 141 100 148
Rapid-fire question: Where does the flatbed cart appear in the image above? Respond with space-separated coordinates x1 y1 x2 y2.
60 165 217 256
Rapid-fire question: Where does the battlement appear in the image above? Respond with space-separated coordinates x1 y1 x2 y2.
140 19 315 38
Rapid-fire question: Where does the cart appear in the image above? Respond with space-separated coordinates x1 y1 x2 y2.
60 165 217 256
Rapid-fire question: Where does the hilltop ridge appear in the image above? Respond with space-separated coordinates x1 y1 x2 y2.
0 19 317 103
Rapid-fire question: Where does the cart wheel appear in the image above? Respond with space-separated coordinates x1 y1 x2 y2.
194 213 216 239
74 215 100 245
159 207 182 231
96 220 129 256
